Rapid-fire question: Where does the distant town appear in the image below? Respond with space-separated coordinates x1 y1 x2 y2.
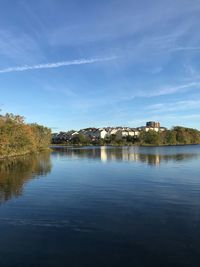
52 121 167 143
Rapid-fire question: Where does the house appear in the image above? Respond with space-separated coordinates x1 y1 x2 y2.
108 128 118 136
52 121 167 143
138 126 160 132
129 128 140 136
116 128 140 139
71 131 79 136
98 129 108 139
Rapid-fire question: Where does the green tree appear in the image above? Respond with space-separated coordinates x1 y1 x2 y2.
166 130 177 145
139 130 161 145
72 134 90 145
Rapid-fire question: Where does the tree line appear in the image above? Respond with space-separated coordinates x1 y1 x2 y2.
54 126 200 146
138 127 200 146
0 113 51 158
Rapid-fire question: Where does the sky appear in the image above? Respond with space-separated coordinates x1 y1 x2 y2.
0 0 200 131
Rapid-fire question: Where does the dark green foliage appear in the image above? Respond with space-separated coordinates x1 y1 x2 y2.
165 130 177 145
172 126 200 144
139 127 200 146
71 134 90 146
0 113 51 157
139 130 161 145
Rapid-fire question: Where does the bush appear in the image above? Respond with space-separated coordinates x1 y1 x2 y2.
0 113 51 157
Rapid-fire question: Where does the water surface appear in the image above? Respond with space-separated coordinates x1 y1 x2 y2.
0 146 200 266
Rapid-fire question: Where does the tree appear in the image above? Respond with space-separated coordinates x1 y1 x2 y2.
0 113 51 157
139 130 161 145
72 134 89 145
166 130 177 145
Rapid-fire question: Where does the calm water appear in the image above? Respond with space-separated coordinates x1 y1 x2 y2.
0 145 200 267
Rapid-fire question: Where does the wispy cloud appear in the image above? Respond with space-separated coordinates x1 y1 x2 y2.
121 81 200 102
146 99 200 113
171 46 200 52
0 29 45 64
0 56 117 74
149 82 200 97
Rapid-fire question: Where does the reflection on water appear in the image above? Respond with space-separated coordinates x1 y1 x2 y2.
52 145 200 165
0 146 200 267
0 152 51 204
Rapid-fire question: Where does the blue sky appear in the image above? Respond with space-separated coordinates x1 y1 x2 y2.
0 0 200 131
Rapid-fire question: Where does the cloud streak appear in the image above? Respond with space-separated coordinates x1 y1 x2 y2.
0 56 117 74
146 99 200 113
120 81 200 103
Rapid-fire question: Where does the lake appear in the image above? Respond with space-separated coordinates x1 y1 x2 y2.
0 145 200 267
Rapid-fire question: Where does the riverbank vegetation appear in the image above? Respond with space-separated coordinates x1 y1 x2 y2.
0 113 51 158
138 127 200 146
52 126 200 146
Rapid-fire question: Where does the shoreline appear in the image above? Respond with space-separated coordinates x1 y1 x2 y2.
1 143 199 160
0 148 51 161
50 143 200 148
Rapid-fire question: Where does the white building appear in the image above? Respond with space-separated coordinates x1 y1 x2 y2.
99 129 108 139
115 129 140 139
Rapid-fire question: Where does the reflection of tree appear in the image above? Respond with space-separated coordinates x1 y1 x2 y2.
52 146 199 166
0 152 51 204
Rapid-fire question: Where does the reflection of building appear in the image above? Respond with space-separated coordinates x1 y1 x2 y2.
52 146 198 166
155 154 160 165
100 147 108 162
99 148 162 165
